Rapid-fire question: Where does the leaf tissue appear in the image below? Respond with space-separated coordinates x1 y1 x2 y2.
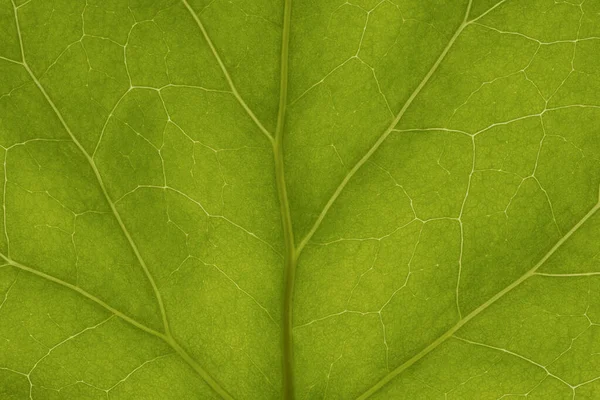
1 0 600 399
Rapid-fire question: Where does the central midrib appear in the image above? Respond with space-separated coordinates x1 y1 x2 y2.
183 0 479 396
275 1 473 399
272 0 296 399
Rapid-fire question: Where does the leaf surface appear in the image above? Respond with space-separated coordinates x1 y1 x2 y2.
1 0 600 399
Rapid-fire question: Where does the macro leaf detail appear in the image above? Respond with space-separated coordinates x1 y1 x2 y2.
1 0 600 399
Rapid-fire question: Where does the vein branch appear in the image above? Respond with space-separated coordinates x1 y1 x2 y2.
356 189 600 399
296 1 473 254
10 0 171 337
9 5 234 399
181 0 274 143
0 253 166 340
21 58 172 337
0 253 235 400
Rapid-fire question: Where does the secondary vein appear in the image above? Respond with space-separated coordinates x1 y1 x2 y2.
0 253 166 340
9 4 234 398
11 0 174 335
21 60 173 337
355 190 600 399
181 0 274 143
0 253 235 400
296 0 474 254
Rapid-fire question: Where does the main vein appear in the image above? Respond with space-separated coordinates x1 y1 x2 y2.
356 190 600 399
273 0 295 398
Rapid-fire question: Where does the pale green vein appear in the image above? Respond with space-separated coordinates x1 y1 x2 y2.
453 336 574 389
21 55 173 337
10 0 25 62
9 3 234 398
181 0 274 142
0 55 23 65
2 149 9 258
0 253 166 341
356 188 600 399
535 272 600 277
10 0 170 337
0 253 235 400
296 0 475 254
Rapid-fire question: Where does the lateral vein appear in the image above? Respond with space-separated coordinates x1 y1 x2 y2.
21 59 172 337
296 1 474 254
356 190 600 399
9 4 235 399
181 0 274 143
11 0 172 335
10 0 171 335
0 254 235 400
0 253 166 340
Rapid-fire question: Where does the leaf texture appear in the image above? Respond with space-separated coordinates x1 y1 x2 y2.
1 0 600 399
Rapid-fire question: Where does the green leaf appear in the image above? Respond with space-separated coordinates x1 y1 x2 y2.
1 0 600 399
